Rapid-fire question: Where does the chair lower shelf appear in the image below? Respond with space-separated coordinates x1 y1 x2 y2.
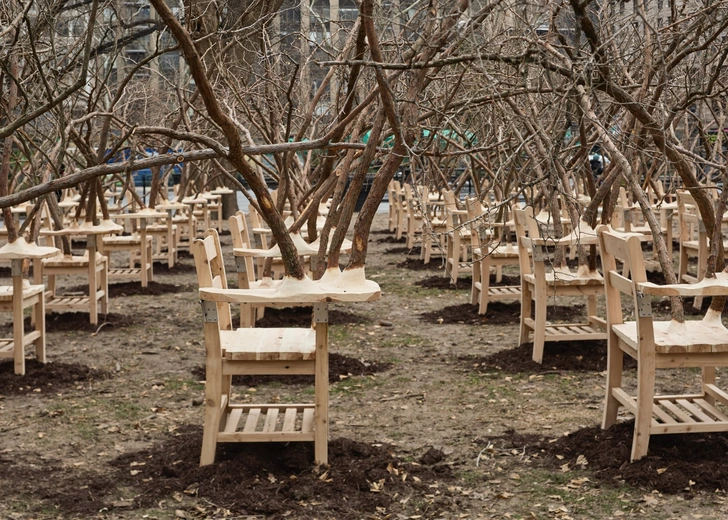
46 292 104 311
522 318 607 342
612 384 728 434
487 285 521 299
217 403 316 442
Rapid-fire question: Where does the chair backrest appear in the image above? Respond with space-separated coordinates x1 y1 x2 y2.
597 225 652 339
247 205 270 249
465 197 484 250
676 189 703 244
513 206 537 278
229 211 252 249
192 229 232 330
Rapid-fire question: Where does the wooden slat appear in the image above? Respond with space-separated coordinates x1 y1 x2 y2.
243 408 261 432
612 388 637 414
282 408 297 432
676 399 715 423
224 409 243 433
262 409 280 432
650 401 678 425
301 408 315 433
705 384 728 406
659 399 695 423
694 399 728 422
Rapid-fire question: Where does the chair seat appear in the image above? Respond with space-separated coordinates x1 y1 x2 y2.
0 284 45 301
613 320 728 354
221 327 316 361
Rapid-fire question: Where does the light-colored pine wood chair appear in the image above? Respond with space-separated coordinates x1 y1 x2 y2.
677 190 709 286
598 225 728 461
443 190 473 281
192 229 324 466
0 239 58 375
466 198 520 314
101 214 154 287
514 206 607 363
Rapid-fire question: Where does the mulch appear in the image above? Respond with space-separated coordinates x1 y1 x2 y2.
491 421 728 494
0 359 110 396
191 352 392 386
377 236 406 244
0 425 452 518
395 257 445 271
385 246 423 255
254 306 368 328
420 302 584 326
65 281 195 297
459 341 635 373
415 274 520 291
8 312 135 334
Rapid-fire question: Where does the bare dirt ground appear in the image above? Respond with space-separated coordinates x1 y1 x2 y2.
1 213 728 519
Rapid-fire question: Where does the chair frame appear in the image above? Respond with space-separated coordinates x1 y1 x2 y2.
598 225 728 461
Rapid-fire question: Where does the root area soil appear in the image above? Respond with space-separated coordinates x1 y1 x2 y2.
111 426 451 519
19 312 135 333
0 360 109 396
420 302 584 325
191 352 391 385
459 341 636 373
492 421 728 494
254 306 368 328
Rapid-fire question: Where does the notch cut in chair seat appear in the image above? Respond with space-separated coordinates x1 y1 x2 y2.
0 285 44 301
613 320 728 353
217 404 316 442
221 327 316 361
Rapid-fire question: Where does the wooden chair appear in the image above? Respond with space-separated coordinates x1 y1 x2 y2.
402 183 425 250
514 206 606 363
101 215 154 287
677 190 709 287
0 240 58 375
147 209 179 268
192 229 325 466
598 225 728 461
387 180 401 233
443 190 473 281
466 198 520 314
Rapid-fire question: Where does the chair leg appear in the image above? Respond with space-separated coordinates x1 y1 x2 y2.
703 366 717 406
34 295 46 364
518 281 532 346
100 257 109 315
471 257 481 306
631 350 656 461
678 245 688 283
314 321 329 465
89 253 98 326
479 257 491 314
602 332 624 429
531 288 547 363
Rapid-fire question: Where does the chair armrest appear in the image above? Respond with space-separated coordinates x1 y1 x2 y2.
199 275 381 304
636 274 728 297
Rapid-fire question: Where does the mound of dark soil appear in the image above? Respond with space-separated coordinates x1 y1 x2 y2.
377 235 406 244
395 257 443 271
14 312 135 333
0 360 110 396
416 275 472 290
492 422 728 494
191 352 391 386
152 261 197 274
420 302 584 326
385 246 423 255
102 425 451 519
459 341 635 373
107 281 194 297
64 281 194 297
255 306 368 328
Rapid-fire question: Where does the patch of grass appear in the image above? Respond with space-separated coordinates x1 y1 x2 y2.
163 378 204 392
332 375 382 395
518 468 638 517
